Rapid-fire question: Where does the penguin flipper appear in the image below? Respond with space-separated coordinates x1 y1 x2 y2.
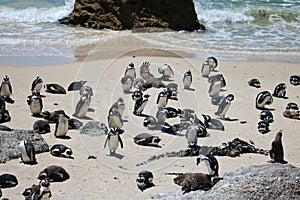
118 135 124 149
104 135 110 148
9 83 12 94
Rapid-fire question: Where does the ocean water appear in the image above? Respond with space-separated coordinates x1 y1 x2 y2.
0 0 299 66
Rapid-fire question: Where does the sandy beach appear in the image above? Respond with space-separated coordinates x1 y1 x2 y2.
1 35 299 199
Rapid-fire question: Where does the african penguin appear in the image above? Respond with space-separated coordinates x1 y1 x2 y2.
289 75 300 86
31 76 43 93
136 171 154 191
68 118 83 130
164 107 181 118
44 83 66 94
79 85 93 98
156 107 168 125
183 70 192 89
132 90 143 101
202 114 225 131
156 90 168 108
133 78 146 91
201 60 210 78
109 97 125 117
158 64 174 80
22 184 39 200
54 114 68 138
208 74 226 88
248 78 261 88
143 116 158 130
268 131 288 164
185 126 198 148
133 94 150 116
286 102 298 110
196 154 219 177
33 120 51 134
107 107 123 129
0 75 12 99
73 94 91 118
121 75 134 93
124 62 136 80
272 83 287 98
215 94 234 120
28 91 43 116
260 110 274 123
38 178 52 199
37 165 70 182
207 56 218 71
42 109 69 123
256 91 273 110
67 80 87 91
133 133 161 147
19 140 37 165
104 127 124 156
0 173 18 188
257 120 270 134
50 144 73 159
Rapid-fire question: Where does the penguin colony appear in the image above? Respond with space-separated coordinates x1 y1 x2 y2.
0 57 298 198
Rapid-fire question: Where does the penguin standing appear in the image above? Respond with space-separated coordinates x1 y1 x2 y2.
268 131 288 164
0 75 12 99
158 64 174 80
38 178 52 200
215 94 234 120
196 154 219 177
124 62 136 80
256 91 273 109
201 60 210 78
28 91 43 116
272 83 287 98
185 126 198 147
19 140 37 165
54 114 68 138
107 107 123 129
37 165 70 182
50 144 73 159
136 171 154 191
183 70 192 89
73 94 91 118
31 76 43 93
207 56 218 71
109 97 125 118
156 90 168 108
104 128 124 156
121 75 134 93
133 94 150 116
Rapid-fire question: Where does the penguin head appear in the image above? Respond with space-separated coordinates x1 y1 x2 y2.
40 178 50 187
196 154 208 165
22 187 34 198
258 121 269 133
3 75 9 82
152 136 161 144
65 148 73 157
226 94 234 101
129 62 134 68
136 175 146 188
37 171 47 180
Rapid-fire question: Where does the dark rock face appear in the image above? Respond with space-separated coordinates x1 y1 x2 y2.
156 164 300 199
79 121 108 136
0 130 49 163
59 0 204 31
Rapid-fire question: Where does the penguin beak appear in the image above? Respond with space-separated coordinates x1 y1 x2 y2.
196 158 201 165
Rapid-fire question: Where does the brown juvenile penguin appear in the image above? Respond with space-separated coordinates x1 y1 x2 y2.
268 131 288 164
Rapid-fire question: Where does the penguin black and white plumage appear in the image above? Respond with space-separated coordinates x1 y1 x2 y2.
269 131 288 164
42 109 69 123
133 94 150 116
31 76 43 94
256 91 273 110
166 88 178 101
109 97 125 118
107 107 123 129
202 114 225 131
258 120 270 134
132 90 143 101
104 127 124 156
136 171 154 191
215 94 234 120
44 83 66 94
133 133 161 147
22 184 40 200
196 154 219 177
156 90 168 108
73 94 91 118
54 114 68 138
207 56 218 71
0 173 18 188
208 74 226 88
260 110 274 123
121 75 134 93
50 144 73 159
0 109 11 124
248 78 261 88
158 64 174 81
37 165 70 182
143 116 158 130
68 118 83 130
156 107 168 125
201 60 210 78
164 107 181 118
178 108 195 121
272 83 287 98
286 102 298 111
0 75 12 99
185 126 198 147
19 140 37 165
124 62 136 80
166 83 178 92
79 85 93 98
38 178 52 200
33 120 51 134
28 91 43 116
67 80 87 91
289 75 300 86
183 70 192 89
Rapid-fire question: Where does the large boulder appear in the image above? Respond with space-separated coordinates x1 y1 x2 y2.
59 0 204 31
79 121 108 136
155 164 300 199
0 130 49 163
